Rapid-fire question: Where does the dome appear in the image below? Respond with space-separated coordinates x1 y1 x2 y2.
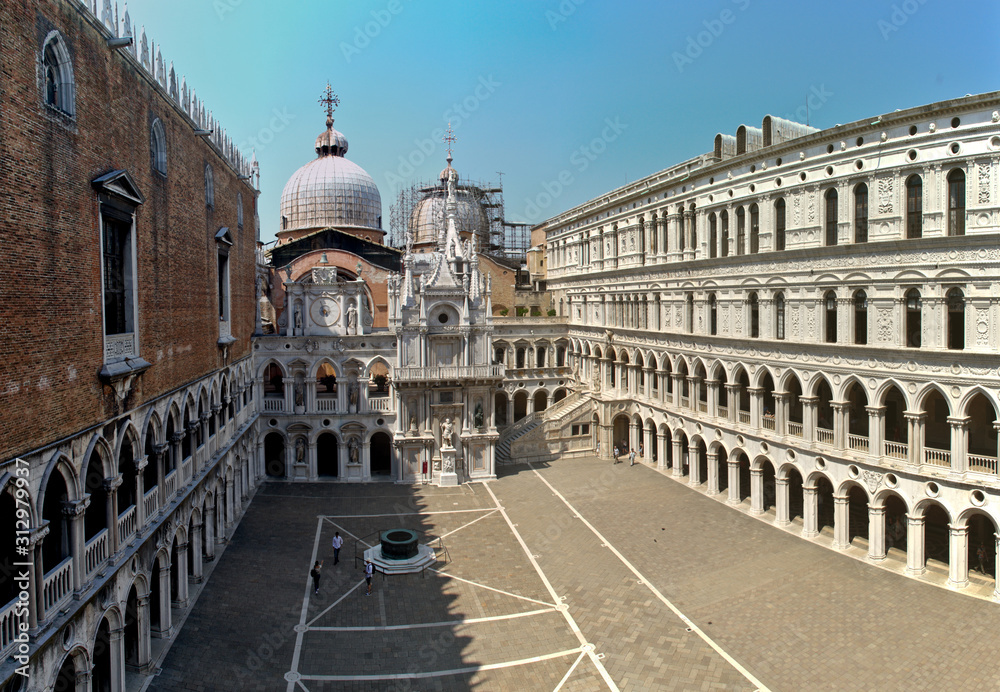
280 120 381 233
409 186 489 247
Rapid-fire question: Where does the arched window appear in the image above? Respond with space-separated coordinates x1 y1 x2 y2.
905 289 921 348
824 291 837 343
42 32 75 116
854 183 868 243
688 204 697 252
263 363 284 395
676 208 685 252
749 203 759 254
736 207 746 255
720 210 730 257
774 292 785 340
205 164 215 209
854 290 868 345
237 192 244 229
906 175 923 238
708 293 717 335
685 293 694 334
825 188 838 246
947 169 965 236
774 198 786 251
708 213 718 259
150 118 167 174
947 288 965 350
748 292 759 338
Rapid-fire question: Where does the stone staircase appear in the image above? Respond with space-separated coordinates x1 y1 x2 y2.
497 391 592 465
496 412 543 465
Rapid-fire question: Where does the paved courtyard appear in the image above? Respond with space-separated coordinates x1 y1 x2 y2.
147 456 1000 691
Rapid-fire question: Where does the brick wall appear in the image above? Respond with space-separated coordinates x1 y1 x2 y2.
0 0 256 459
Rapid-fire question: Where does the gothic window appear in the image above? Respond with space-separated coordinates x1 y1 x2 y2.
749 203 759 254
237 192 244 229
906 175 923 238
854 290 868 345
774 198 786 251
205 164 215 209
905 289 921 348
42 32 75 116
736 207 746 255
102 215 134 336
774 292 785 340
264 363 284 395
947 288 965 350
708 293 717 335
720 210 730 257
854 183 868 243
536 346 546 367
824 291 838 343
516 348 526 369
151 118 167 175
947 169 966 236
748 292 759 338
825 188 838 246
708 213 718 259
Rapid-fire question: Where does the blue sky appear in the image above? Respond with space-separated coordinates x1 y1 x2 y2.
119 0 1000 244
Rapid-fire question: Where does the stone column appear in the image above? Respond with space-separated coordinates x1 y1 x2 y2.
688 443 702 485
994 532 1000 600
948 524 970 588
362 440 371 481
800 396 818 443
905 514 926 575
656 432 668 470
110 625 126 692
671 374 684 407
706 379 720 418
867 406 885 460
63 498 89 594
105 474 123 556
748 387 764 428
725 384 740 423
948 416 969 472
774 392 789 436
707 450 720 495
775 477 790 525
190 522 204 583
749 467 764 514
671 439 684 477
643 366 654 400
688 376 701 411
905 412 924 465
174 542 190 607
727 461 740 504
154 561 172 638
802 485 819 537
199 413 211 470
832 494 850 549
683 209 696 261
204 504 216 562
868 504 887 561
153 443 167 514
26 525 49 630
831 401 848 449
136 595 153 673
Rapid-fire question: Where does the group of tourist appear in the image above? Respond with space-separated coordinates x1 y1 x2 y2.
612 443 643 466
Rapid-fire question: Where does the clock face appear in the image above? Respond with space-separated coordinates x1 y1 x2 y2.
311 297 341 327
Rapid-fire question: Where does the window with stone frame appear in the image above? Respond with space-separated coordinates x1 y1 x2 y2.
774 198 786 251
151 118 167 175
854 183 868 243
947 168 966 236
906 174 923 238
42 31 75 116
825 188 838 246
774 292 785 340
102 215 133 336
205 164 215 209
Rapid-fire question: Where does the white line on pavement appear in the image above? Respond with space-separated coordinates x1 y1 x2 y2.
308 607 558 631
286 515 325 692
319 508 496 518
428 568 560 608
528 464 772 692
552 650 587 692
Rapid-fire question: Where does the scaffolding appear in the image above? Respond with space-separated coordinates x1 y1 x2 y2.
389 175 529 261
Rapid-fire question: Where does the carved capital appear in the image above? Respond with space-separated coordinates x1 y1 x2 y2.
61 497 90 517
103 475 123 493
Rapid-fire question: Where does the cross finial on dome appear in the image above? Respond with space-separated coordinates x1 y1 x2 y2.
319 82 340 125
443 122 456 161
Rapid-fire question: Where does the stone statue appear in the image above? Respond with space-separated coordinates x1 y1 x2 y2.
349 438 359 464
348 382 359 408
441 418 454 449
294 309 302 331
294 380 304 407
409 415 417 432
474 402 484 428
347 304 358 334
295 437 305 464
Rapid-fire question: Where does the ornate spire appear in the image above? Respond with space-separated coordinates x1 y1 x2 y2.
443 122 456 161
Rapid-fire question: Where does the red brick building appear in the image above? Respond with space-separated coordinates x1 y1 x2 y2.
0 2 261 689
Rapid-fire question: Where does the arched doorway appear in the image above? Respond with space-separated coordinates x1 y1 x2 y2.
317 433 338 477
533 390 548 413
370 432 392 477
553 388 567 404
847 485 869 544
967 512 997 581
124 583 142 678
695 440 708 485
786 467 804 522
264 433 285 478
923 503 950 567
92 617 113 692
816 476 835 535
736 452 751 503
760 460 776 514
612 415 630 456
41 468 71 585
495 392 509 427
715 444 728 494
53 651 82 692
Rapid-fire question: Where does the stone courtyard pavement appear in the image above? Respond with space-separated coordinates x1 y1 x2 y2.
146 457 1000 691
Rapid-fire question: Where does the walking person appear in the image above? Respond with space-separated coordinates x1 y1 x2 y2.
364 558 374 596
310 560 323 594
639 443 643 459
331 531 343 565
613 445 619 464
629 448 636 466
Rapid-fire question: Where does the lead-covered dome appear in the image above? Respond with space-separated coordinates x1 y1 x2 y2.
280 117 381 234
409 186 489 247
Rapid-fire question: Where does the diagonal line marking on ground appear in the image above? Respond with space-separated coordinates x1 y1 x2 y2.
305 579 365 627
552 650 588 692
286 515 325 692
308 607 558 632
438 508 500 539
428 568 560 608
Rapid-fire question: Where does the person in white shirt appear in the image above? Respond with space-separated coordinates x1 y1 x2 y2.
331 532 343 565
364 559 374 595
